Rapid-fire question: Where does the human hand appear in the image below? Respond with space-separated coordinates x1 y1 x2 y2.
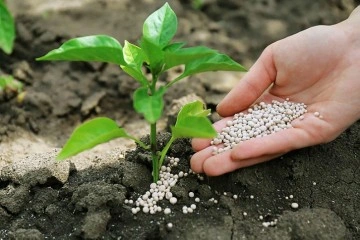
190 7 360 176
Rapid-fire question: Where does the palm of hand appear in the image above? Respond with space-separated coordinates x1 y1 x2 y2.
190 24 360 176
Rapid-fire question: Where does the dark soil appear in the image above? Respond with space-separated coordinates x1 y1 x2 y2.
1 0 359 239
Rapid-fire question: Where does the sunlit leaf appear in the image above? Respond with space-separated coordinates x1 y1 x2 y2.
172 101 217 139
36 35 126 65
164 46 218 70
123 40 145 66
176 100 210 119
171 53 247 85
0 0 15 54
172 116 216 138
0 75 22 92
121 41 148 85
57 117 130 160
133 87 166 124
140 37 165 75
142 2 177 48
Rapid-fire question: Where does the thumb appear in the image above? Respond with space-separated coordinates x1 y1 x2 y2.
217 46 276 117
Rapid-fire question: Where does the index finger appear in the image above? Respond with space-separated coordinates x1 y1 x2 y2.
217 46 276 117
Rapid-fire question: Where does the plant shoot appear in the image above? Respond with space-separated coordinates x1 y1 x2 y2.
36 3 246 182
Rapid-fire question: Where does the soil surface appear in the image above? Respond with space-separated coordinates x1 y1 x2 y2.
1 0 359 239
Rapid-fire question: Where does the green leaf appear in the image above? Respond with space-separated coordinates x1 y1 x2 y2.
36 35 126 65
142 2 177 48
123 40 145 66
0 75 10 89
163 42 186 52
57 117 130 160
164 46 218 70
121 41 148 86
176 99 210 119
171 101 217 139
0 0 15 54
172 116 216 138
171 53 247 85
133 87 166 124
140 37 164 75
0 75 22 92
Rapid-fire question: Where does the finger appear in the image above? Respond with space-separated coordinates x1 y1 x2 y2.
217 46 276 117
190 146 279 176
191 117 233 151
190 146 214 173
203 153 283 176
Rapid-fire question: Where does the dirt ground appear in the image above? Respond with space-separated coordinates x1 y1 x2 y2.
0 0 359 239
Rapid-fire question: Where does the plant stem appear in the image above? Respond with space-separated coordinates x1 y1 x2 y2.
150 122 159 182
150 72 158 93
149 72 159 182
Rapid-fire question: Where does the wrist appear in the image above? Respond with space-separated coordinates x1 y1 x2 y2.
349 5 360 19
334 6 360 47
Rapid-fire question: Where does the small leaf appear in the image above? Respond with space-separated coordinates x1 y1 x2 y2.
121 41 148 85
123 40 146 66
0 0 15 54
172 53 247 85
172 101 217 139
133 87 166 124
36 35 126 65
0 75 9 89
140 37 164 75
57 117 130 160
0 75 22 92
176 100 210 119
142 2 177 48
172 116 216 138
164 46 218 70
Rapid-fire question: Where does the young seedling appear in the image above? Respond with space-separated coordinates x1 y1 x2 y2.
0 75 23 95
36 3 246 182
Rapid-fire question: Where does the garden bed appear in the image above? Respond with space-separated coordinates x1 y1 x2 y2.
0 0 359 239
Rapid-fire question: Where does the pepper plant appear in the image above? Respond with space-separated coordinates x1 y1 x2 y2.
36 3 246 182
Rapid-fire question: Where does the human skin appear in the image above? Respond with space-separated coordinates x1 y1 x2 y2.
190 6 360 176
